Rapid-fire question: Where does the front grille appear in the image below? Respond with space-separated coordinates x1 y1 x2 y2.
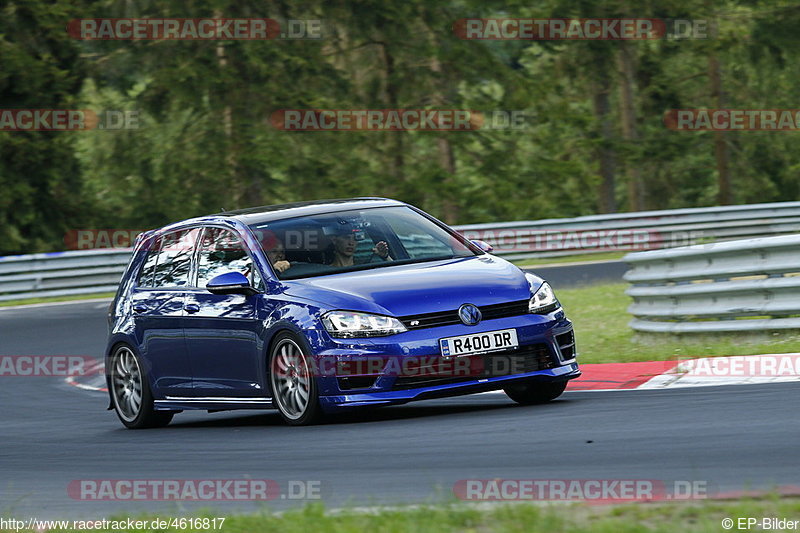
392 343 556 390
399 299 530 330
556 330 576 361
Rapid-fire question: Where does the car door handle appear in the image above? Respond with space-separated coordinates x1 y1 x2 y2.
184 303 200 314
132 304 148 313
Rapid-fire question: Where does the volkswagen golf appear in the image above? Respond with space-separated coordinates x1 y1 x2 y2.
106 198 580 427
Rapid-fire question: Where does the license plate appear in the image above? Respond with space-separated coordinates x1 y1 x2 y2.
439 329 519 357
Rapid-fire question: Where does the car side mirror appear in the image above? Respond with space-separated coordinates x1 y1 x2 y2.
206 272 258 296
470 239 494 253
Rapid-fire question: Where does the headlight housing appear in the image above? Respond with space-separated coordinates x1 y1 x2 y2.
527 279 560 314
322 310 408 338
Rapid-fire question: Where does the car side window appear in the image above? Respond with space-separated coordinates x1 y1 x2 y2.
137 238 160 287
137 228 200 288
196 227 262 290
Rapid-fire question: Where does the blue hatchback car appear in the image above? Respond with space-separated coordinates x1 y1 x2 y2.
106 198 580 427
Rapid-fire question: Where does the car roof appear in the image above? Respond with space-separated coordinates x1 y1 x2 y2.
218 197 407 225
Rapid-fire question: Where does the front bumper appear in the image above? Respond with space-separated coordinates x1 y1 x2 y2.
307 309 579 410
318 362 580 409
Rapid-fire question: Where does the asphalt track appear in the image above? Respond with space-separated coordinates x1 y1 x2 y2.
2 297 800 519
525 260 629 288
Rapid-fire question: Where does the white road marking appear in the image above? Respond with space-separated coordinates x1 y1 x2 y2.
0 298 112 312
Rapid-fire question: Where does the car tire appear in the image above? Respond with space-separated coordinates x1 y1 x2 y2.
504 380 567 405
268 331 323 426
110 345 174 429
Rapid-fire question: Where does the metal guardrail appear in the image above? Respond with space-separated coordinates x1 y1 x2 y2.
0 250 131 302
1 201 800 302
624 234 800 333
458 200 800 260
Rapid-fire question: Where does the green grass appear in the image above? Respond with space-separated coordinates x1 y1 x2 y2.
559 283 800 363
3 497 799 532
514 251 627 267
0 292 115 307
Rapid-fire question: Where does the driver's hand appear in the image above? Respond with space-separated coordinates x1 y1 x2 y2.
373 241 390 259
273 260 291 273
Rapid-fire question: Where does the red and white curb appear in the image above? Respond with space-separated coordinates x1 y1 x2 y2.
65 361 106 392
66 353 800 394
568 353 800 391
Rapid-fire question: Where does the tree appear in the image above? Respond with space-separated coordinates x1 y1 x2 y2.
0 1 90 254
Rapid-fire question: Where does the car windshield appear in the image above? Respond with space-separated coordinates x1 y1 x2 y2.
248 206 478 280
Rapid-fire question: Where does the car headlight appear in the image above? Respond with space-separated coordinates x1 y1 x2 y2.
322 310 408 338
527 279 560 314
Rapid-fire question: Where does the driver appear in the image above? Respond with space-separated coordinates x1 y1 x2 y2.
328 226 392 267
266 238 292 274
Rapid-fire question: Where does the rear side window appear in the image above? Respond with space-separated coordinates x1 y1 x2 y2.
137 228 200 288
137 239 160 287
196 227 262 289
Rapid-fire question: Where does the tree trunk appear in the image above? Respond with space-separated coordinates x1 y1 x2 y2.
617 42 645 211
379 42 405 197
592 60 617 213
425 19 459 223
216 27 240 206
709 54 732 205
436 137 457 223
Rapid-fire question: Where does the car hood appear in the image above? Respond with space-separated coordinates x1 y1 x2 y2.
281 255 539 317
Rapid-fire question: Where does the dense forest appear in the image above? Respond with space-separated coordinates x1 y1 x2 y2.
2 0 800 254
